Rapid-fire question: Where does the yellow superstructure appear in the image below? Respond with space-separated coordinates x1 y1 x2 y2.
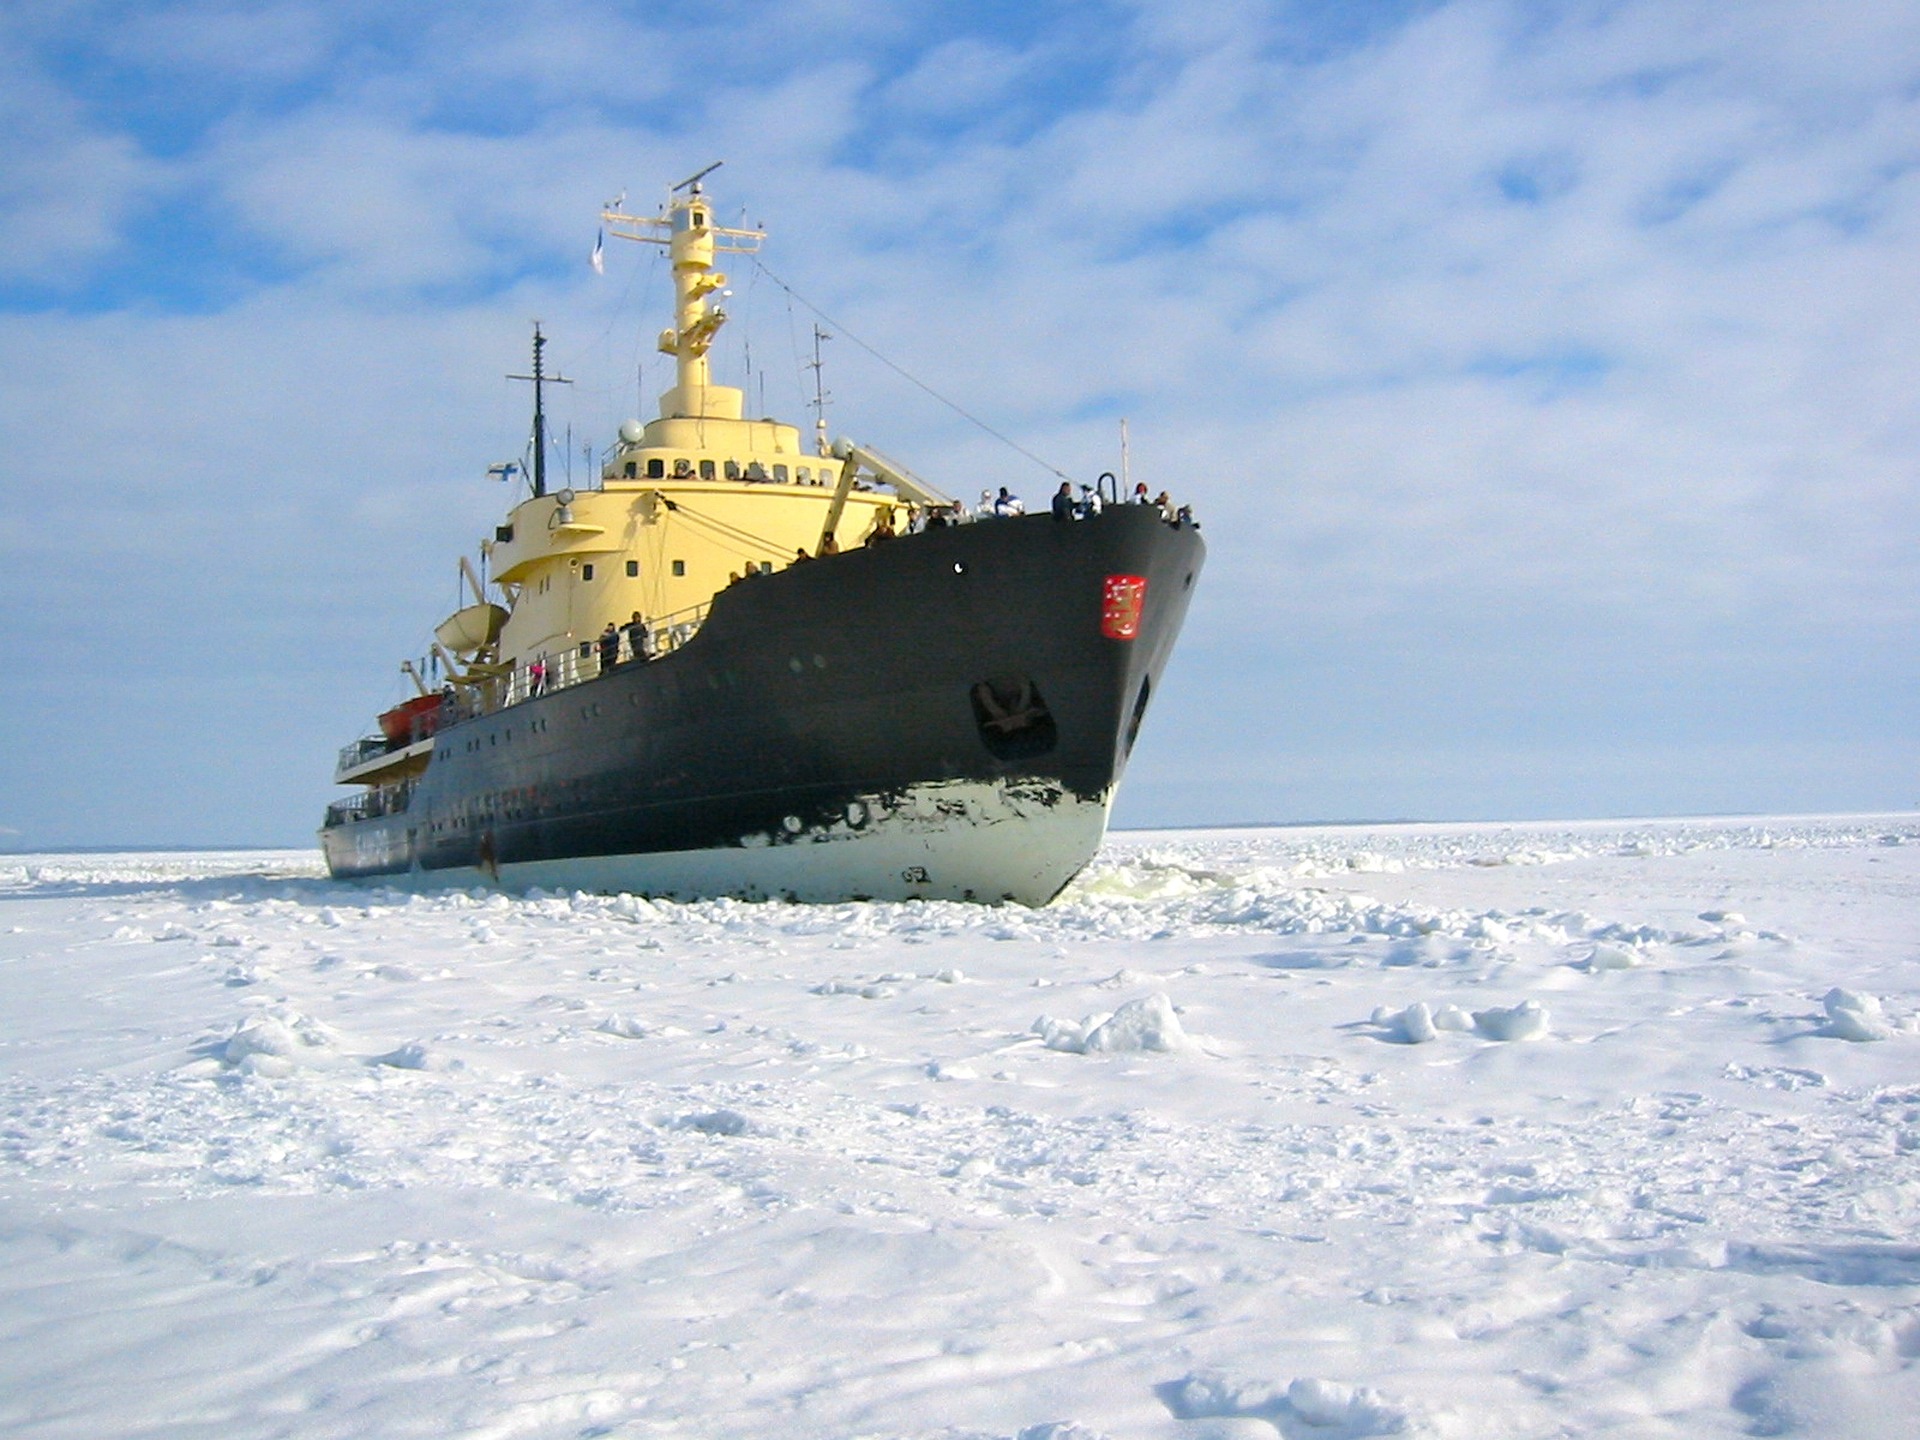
476 171 949 693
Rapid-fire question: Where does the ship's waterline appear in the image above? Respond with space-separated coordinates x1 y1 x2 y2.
348 778 1112 905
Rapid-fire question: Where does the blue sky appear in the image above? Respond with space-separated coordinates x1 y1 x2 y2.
2 0 1917 847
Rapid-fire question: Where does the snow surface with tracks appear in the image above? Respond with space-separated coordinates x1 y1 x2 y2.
2 816 1917 1438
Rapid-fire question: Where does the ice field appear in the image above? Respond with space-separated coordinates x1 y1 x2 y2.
2 816 1917 1438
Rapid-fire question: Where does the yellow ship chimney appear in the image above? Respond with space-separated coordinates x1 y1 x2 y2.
602 162 765 422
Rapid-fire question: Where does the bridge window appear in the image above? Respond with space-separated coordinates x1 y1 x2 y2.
647 458 664 478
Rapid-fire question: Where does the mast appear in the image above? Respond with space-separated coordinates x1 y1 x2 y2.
508 324 571 499
599 162 765 421
809 324 832 456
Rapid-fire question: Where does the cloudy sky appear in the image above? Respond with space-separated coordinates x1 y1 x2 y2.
2 0 1916 848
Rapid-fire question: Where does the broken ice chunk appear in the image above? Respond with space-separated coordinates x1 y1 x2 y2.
1472 1000 1550 1042
1822 988 1893 1042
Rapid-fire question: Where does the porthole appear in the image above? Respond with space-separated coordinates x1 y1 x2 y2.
626 560 639 577
582 563 594 581
672 560 686 577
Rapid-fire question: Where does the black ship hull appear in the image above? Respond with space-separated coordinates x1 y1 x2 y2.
321 506 1203 904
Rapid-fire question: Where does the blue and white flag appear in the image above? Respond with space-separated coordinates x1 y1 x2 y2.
590 229 605 275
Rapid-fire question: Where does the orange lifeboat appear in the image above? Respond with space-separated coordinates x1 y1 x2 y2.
377 693 444 746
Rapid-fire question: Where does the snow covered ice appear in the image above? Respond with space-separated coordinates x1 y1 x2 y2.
2 816 1918 1438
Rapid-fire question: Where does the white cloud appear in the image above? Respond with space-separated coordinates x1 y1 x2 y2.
2 0 1917 839
94 1 338 82
0 54 156 281
872 37 1029 120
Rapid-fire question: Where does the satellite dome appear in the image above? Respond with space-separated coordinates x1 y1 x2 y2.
618 418 645 445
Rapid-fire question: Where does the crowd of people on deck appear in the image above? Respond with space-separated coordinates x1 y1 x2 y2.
1014 480 1194 527
739 477 1195 573
831 479 1196 552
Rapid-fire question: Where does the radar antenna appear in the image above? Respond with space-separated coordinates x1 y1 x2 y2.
673 160 725 193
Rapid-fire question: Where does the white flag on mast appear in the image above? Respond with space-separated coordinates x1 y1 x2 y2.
590 229 605 275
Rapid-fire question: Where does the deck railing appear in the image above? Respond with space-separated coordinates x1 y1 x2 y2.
500 601 710 707
324 777 416 828
336 734 390 775
335 601 716 778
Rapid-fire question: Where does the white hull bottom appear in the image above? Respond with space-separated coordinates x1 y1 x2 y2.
388 779 1113 906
